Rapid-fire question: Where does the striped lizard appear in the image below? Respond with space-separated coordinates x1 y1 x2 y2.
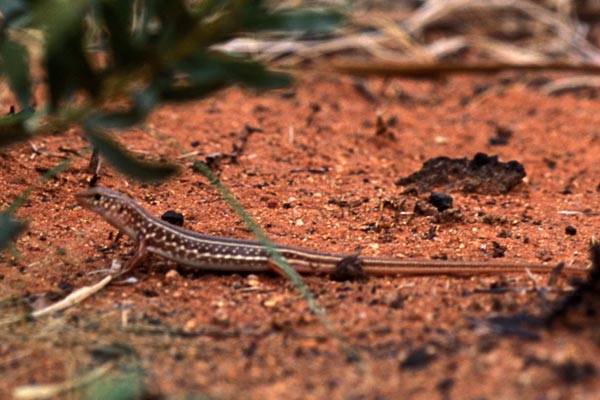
75 187 589 278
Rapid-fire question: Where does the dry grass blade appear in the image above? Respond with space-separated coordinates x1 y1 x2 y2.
351 13 433 62
542 75 600 94
405 0 572 37
216 33 389 63
218 0 600 76
404 0 600 62
469 37 549 64
13 362 114 399
331 60 600 77
30 275 112 318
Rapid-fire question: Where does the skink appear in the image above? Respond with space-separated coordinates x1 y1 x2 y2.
75 187 589 278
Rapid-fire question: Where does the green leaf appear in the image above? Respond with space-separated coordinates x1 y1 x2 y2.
160 81 228 101
252 9 345 35
154 0 196 52
0 0 30 27
40 0 98 109
276 10 344 34
88 131 178 182
0 107 34 147
83 363 145 400
45 29 98 109
177 52 291 90
97 0 137 68
192 0 231 20
0 212 27 250
0 38 31 108
161 50 291 101
85 86 158 129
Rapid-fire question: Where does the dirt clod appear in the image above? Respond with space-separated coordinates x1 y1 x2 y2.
396 152 526 194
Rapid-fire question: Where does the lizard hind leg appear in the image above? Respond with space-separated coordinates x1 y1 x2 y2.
118 238 148 276
266 258 292 278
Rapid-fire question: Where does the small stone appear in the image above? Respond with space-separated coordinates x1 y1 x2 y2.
246 274 260 287
263 296 283 308
492 241 507 258
184 318 198 331
57 281 73 293
165 269 181 280
565 225 577 235
489 136 509 146
429 192 453 212
142 289 158 297
384 292 405 309
161 210 184 227
213 309 230 326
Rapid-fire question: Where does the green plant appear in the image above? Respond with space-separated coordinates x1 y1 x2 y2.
0 0 343 248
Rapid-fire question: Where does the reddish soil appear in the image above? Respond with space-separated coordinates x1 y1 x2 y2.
2 71 600 399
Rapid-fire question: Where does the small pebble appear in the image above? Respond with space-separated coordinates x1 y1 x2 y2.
246 274 260 287
212 309 230 326
142 289 159 297
565 225 577 235
184 319 198 331
263 296 283 308
429 192 453 212
161 210 184 227
57 281 74 293
488 136 509 146
165 269 181 280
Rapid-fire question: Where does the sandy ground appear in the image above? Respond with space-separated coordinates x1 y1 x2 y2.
1 71 599 399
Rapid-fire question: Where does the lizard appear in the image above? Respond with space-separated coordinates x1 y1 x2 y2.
75 187 589 279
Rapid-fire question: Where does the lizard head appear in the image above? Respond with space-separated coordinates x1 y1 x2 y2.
76 187 141 239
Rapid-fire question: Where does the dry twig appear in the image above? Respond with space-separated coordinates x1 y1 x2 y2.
30 275 112 318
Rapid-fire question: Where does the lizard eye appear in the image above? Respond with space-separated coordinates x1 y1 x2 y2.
94 193 102 201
